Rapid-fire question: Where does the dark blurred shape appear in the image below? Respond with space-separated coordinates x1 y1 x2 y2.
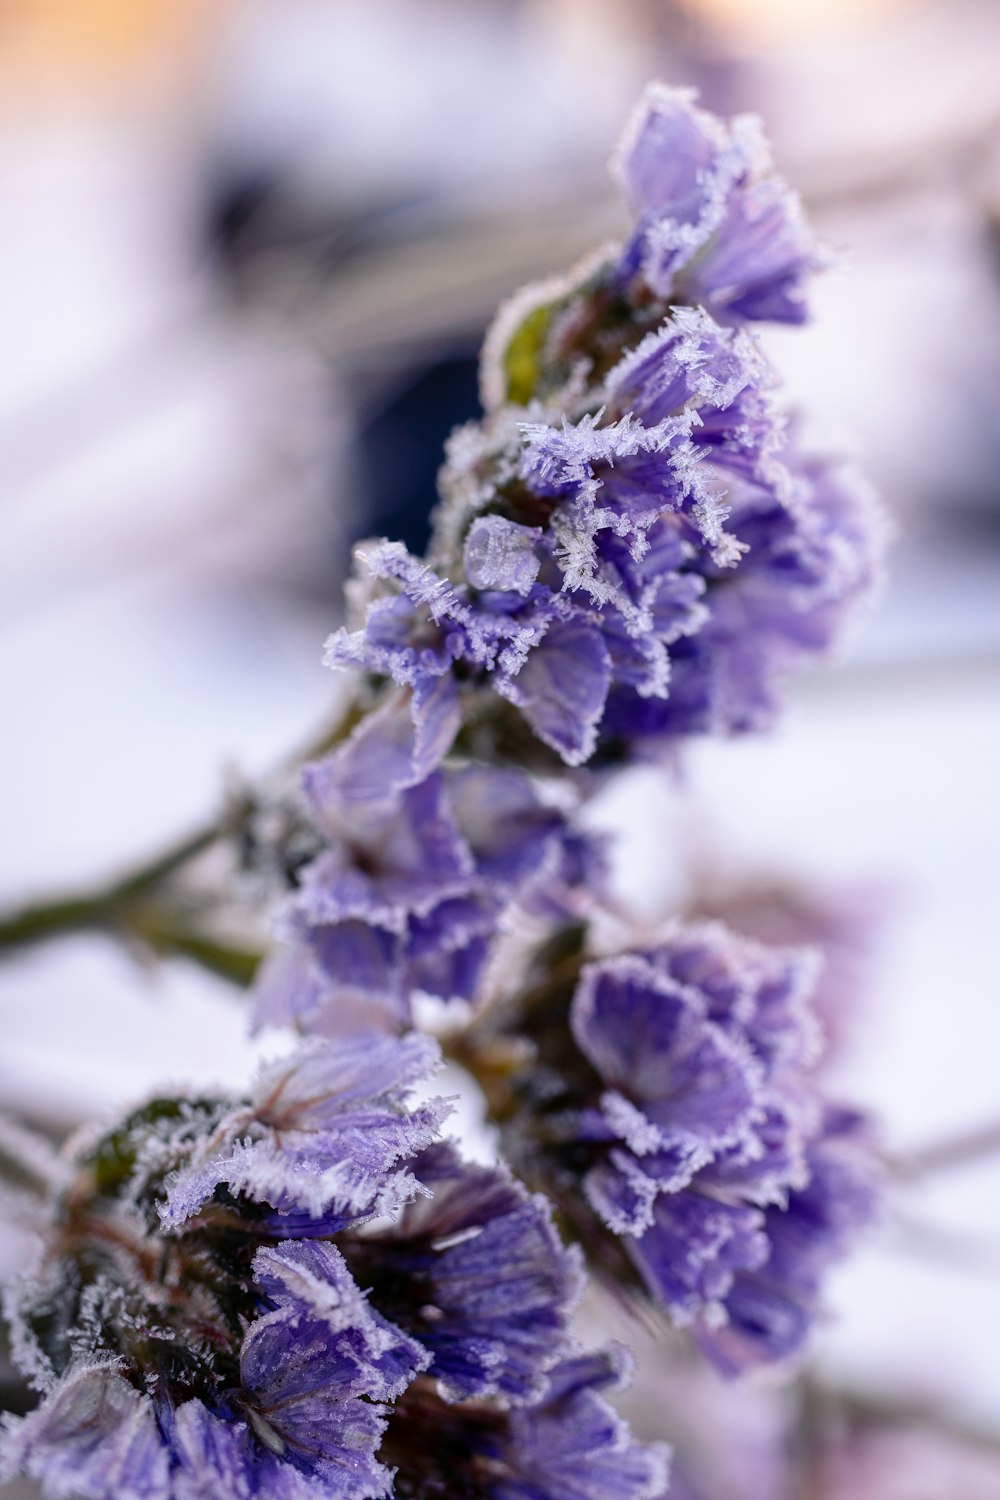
204 162 450 285
352 347 481 554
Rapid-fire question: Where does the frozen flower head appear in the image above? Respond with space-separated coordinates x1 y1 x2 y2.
2 1036 664 1500
612 83 824 326
488 922 879 1375
321 87 882 776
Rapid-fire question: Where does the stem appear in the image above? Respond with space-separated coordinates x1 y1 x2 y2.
0 817 241 959
0 698 362 969
0 1114 59 1197
806 1376 1000 1459
892 1118 1000 1181
139 923 264 989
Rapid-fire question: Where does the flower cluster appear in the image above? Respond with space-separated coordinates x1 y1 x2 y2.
1 81 885 1500
492 923 879 1375
1 1036 667 1500
319 84 880 777
239 82 881 1387
253 708 605 1037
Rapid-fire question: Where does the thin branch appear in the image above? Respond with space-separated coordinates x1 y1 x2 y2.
0 813 244 961
0 1114 60 1198
806 1375 1000 1460
891 1118 1000 1182
0 697 362 972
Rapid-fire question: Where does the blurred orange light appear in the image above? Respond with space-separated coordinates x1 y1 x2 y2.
0 0 224 107
680 0 909 43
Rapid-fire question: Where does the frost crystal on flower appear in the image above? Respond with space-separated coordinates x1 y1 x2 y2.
339 1142 584 1407
379 1346 669 1500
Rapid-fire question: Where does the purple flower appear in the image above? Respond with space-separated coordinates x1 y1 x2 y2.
253 758 604 1038
403 93 881 770
496 618 612 767
339 1142 583 1406
380 1347 669 1500
500 923 877 1372
325 164 880 772
464 514 543 596
601 450 883 744
1 1366 171 1500
613 84 824 325
160 1033 448 1231
693 1106 882 1376
432 300 881 767
2 1037 662 1500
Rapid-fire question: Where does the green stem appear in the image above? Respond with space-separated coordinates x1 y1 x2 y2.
140 923 264 989
0 817 240 959
0 698 362 972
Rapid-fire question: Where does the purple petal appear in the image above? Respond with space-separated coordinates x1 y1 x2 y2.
1 1366 169 1500
571 954 761 1152
501 619 611 766
352 1141 583 1406
628 1190 768 1326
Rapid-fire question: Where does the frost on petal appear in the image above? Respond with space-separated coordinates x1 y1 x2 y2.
605 307 763 427
613 84 723 227
346 1142 583 1406
583 1150 666 1238
500 619 611 766
381 1345 668 1500
170 1400 378 1500
161 1036 448 1230
602 449 885 749
323 542 466 686
245 1240 427 1416
310 678 461 808
647 922 823 1076
694 1105 881 1375
297 773 475 932
611 84 822 325
571 954 761 1153
503 1348 671 1500
1 1365 169 1500
464 515 542 596
250 1033 441 1132
683 156 821 326
628 1191 769 1327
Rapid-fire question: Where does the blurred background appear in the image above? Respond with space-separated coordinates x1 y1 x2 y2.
1 1 999 1495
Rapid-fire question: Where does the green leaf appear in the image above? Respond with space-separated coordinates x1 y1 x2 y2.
502 300 555 404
